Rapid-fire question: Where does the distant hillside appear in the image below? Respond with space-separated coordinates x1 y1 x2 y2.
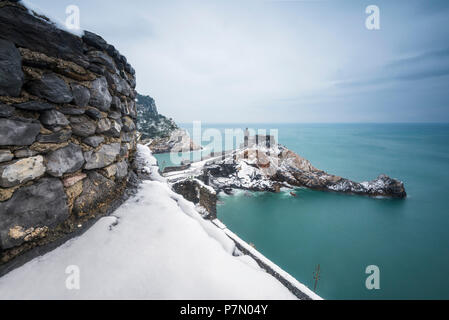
136 94 178 139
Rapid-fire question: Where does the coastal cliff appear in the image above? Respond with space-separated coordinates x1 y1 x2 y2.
136 93 201 154
0 1 138 266
163 134 407 217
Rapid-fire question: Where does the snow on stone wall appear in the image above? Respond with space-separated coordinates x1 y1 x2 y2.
0 1 138 265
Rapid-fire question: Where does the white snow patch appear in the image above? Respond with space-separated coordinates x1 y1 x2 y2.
20 0 85 37
0 145 296 300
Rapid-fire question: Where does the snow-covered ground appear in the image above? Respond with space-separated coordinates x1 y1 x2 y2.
0 145 305 300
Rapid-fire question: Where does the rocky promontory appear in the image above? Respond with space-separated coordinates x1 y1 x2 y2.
162 135 407 216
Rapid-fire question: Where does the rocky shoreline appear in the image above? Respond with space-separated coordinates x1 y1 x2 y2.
161 135 407 218
144 129 202 154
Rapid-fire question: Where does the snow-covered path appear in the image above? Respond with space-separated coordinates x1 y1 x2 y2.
0 146 297 300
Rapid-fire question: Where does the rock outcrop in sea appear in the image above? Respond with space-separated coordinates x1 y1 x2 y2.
0 1 138 267
163 134 407 217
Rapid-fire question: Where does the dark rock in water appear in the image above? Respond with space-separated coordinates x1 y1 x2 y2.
26 73 73 104
37 129 72 143
0 5 87 67
83 136 104 148
84 143 120 170
0 118 40 146
71 83 90 107
0 178 69 249
73 171 116 217
14 101 55 111
46 143 84 177
40 110 70 127
0 104 15 118
0 38 24 97
89 76 112 112
69 115 97 137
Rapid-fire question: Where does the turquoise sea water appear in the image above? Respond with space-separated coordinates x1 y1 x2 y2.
155 123 449 300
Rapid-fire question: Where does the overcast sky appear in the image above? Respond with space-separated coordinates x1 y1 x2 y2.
29 0 449 123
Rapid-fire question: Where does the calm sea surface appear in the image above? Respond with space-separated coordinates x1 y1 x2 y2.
155 123 449 299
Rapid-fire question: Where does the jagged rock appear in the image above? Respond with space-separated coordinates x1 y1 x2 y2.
58 106 85 115
0 150 13 163
84 143 120 170
105 120 122 138
63 172 87 188
0 118 40 146
71 83 90 107
14 101 55 111
37 129 72 143
40 110 70 127
164 140 407 199
96 117 112 133
0 104 15 118
87 63 106 75
116 161 128 179
19 47 95 82
88 51 116 72
82 31 108 51
0 38 24 97
85 107 104 120
69 115 97 137
89 76 112 112
73 171 116 217
46 143 85 177
0 5 87 67
0 178 69 249
122 116 136 132
0 155 46 188
111 96 121 111
106 72 130 96
83 136 104 148
26 73 73 104
108 111 121 120
103 164 117 178
14 148 37 158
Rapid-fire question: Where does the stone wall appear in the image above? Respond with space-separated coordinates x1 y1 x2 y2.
0 1 138 265
172 179 217 220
